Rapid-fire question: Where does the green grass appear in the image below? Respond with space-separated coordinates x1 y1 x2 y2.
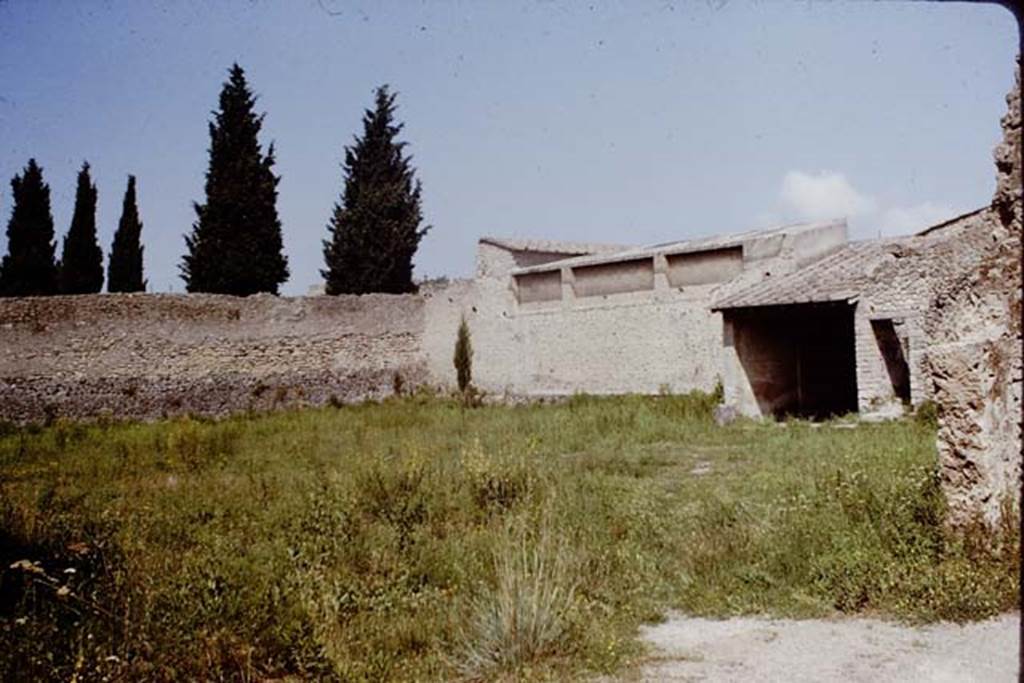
0 392 1017 681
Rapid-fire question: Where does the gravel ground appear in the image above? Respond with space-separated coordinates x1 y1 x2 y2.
619 612 1019 682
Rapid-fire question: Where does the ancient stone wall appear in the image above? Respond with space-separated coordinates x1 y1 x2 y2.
854 210 996 417
424 222 849 399
507 290 724 396
0 293 427 423
422 267 731 397
926 64 1022 525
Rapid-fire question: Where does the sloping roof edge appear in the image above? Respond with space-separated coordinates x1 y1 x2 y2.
510 218 848 276
478 236 629 255
710 293 859 312
915 206 989 236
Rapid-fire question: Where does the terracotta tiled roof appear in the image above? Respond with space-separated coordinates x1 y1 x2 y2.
712 207 989 310
712 241 889 309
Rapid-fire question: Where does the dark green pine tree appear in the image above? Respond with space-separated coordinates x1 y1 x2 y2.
107 175 146 292
58 162 104 294
181 63 289 295
322 85 430 294
0 159 59 297
453 315 473 393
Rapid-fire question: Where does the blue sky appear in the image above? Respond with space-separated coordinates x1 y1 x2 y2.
0 1 1018 294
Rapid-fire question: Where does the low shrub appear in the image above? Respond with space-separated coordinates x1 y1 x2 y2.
913 399 939 428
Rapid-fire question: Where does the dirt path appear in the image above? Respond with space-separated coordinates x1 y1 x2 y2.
620 612 1019 682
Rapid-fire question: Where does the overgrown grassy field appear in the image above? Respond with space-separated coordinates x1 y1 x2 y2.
0 393 1018 681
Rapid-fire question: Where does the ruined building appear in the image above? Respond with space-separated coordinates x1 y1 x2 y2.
426 220 848 405
440 208 994 424
1 67 1018 525
6 208 985 423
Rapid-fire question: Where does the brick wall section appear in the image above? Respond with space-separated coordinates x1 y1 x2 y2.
0 293 427 423
854 211 996 417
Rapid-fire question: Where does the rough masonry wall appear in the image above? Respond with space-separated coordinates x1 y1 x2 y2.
926 65 1022 525
854 212 996 417
0 293 426 423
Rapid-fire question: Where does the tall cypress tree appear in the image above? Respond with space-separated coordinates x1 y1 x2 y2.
0 159 59 297
108 175 146 292
181 63 289 295
58 162 104 294
322 85 430 294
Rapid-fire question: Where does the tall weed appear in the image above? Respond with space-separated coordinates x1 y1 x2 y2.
455 520 578 680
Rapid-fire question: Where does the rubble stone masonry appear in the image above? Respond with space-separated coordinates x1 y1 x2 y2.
0 293 427 422
926 63 1022 525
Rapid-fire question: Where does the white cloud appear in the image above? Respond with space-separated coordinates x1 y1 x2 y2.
779 170 877 221
770 170 961 238
876 201 960 236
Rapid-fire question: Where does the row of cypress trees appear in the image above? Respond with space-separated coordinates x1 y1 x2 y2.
0 161 144 296
181 64 428 296
1 63 428 298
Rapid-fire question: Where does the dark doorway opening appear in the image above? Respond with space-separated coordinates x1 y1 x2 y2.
871 319 911 405
727 302 858 419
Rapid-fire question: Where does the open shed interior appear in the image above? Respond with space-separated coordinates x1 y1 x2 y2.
725 302 858 419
